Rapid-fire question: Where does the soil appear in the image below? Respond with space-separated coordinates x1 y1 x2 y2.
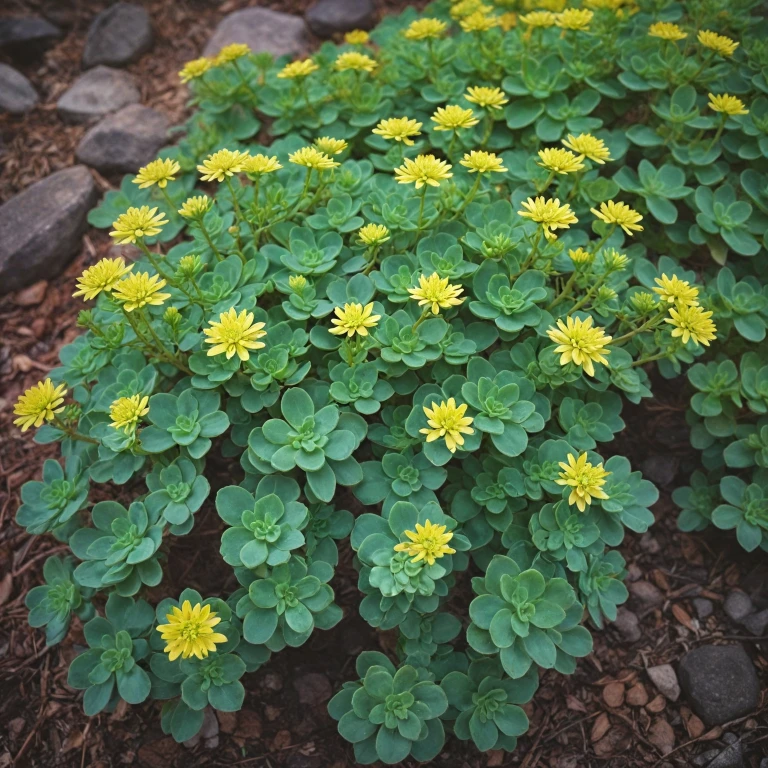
1 2 767 767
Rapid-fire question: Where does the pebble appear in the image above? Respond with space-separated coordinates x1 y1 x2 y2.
693 598 714 620
204 8 308 59
0 17 61 61
723 591 753 623
262 672 283 691
626 683 649 707
83 3 153 68
612 607 642 642
293 672 332 706
76 104 168 172
0 166 98 295
647 664 681 702
629 580 664 606
705 740 744 768
678 645 760 725
305 0 376 38
742 608 768 636
0 63 38 113
641 454 679 487
57 66 139 123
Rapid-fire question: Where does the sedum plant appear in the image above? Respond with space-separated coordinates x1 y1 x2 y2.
12 0 768 758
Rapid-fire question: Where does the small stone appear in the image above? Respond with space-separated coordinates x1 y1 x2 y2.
678 645 760 725
293 672 332 706
612 608 641 642
13 280 47 306
641 454 679 487
693 598 714 620
724 591 753 623
0 166 98 295
648 719 675 755
741 608 768 636
639 533 660 554
647 664 680 702
76 104 168 173
262 672 283 691
705 741 744 768
204 8 308 59
83 3 153 68
57 66 139 123
629 580 664 606
626 683 649 707
646 694 666 713
0 17 61 61
602 682 624 708
695 750 722 767
0 64 38 113
305 0 376 38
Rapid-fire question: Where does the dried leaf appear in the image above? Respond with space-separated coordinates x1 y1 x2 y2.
591 712 611 743
648 718 675 755
672 603 695 631
646 694 666 713
566 695 587 713
603 682 625 708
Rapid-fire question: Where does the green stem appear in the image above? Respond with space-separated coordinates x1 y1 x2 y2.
233 60 259 103
706 114 727 152
631 350 670 367
590 224 617 257
536 170 556 194
225 176 255 251
481 111 494 146
451 174 482 220
136 240 174 284
416 185 428 231
411 309 431 332
609 309 666 345
138 308 193 375
547 269 579 310
51 416 99 444
197 220 224 262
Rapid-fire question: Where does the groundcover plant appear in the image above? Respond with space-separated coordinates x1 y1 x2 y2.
12 0 767 761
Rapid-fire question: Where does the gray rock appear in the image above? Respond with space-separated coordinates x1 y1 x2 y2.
641 454 679 487
742 608 768 636
83 3 153 68
629 580 664 606
0 64 38 113
724 591 753 623
305 0 376 38
57 66 140 123
204 8 308 59
76 104 168 173
705 741 743 768
293 672 332 706
678 645 760 725
647 664 681 702
612 607 642 642
693 598 714 620
0 17 61 60
0 166 98 295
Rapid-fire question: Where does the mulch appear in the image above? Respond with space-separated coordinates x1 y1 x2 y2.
0 2 766 767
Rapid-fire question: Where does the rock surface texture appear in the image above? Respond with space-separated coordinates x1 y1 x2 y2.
305 0 376 37
204 8 308 59
0 63 38 113
678 645 759 725
83 3 153 68
0 17 61 60
0 166 98 295
76 104 168 172
57 66 140 123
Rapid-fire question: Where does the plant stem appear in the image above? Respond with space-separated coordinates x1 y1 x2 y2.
51 417 99 444
416 185 428 231
547 269 579 310
225 176 256 249
411 309 431 332
451 174 482 220
233 60 259 103
197 220 224 262
631 350 670 367
706 114 726 152
609 309 666 345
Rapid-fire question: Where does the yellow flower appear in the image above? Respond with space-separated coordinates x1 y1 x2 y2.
546 315 611 377
197 149 248 182
179 57 212 83
708 93 749 116
178 195 212 220
556 8 593 30
112 272 171 312
329 302 380 337
499 12 517 31
344 29 370 44
109 394 150 434
358 223 390 246
133 158 181 189
243 154 283 175
289 275 308 291
648 21 687 41
314 137 348 155
602 248 629 271
698 30 739 57
13 379 67 432
537 0 567 11
334 51 378 73
517 196 578 240
520 10 557 27
451 0 492 19
460 150 507 174
537 147 585 174
556 452 610 512
420 398 475 453
403 18 447 40
630 291 659 313
591 200 643 235
561 133 612 164
393 520 456 566
288 146 340 170
277 58 319 79
395 154 453 188
465 86 508 111
214 43 250 65
431 105 480 132
204 308 267 361
156 600 228 662
408 272 465 315
110 206 168 244
665 304 717 346
653 274 700 307
568 247 593 265
73 257 133 300
372 116 423 146
460 12 500 32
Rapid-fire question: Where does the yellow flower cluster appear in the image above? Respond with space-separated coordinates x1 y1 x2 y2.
464 86 508 110
394 520 455 565
372 116 423 145
591 200 644 235
546 316 612 377
697 30 739 57
648 21 686 41
277 58 319 79
109 394 150 434
708 93 749 116
538 147 585 174
13 379 67 432
133 158 180 189
408 273 465 314
157 601 228 661
395 154 453 188
403 18 447 40
329 302 381 337
289 146 340 170
652 274 717 346
334 51 378 73
73 257 133 301
358 223 390 246
112 272 171 312
110 206 168 244
431 105 479 132
518 196 578 240
556 8 593 30
557 452 610 512
204 308 267 361
420 399 475 453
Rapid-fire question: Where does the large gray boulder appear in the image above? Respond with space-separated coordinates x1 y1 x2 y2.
204 8 307 59
83 3 153 68
57 66 140 123
0 166 98 295
0 17 61 61
0 63 38 113
305 0 376 38
76 104 168 173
